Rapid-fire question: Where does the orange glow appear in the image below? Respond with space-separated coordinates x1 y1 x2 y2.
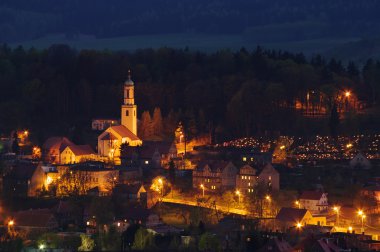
345 91 351 98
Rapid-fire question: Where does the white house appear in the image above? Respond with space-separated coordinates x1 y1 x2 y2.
299 191 328 214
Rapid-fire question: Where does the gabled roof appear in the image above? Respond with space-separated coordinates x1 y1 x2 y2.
259 163 279 175
276 207 309 223
65 145 95 156
43 137 73 152
12 209 57 228
99 132 118 141
109 125 140 141
300 191 324 200
113 184 146 194
196 160 231 172
239 164 257 175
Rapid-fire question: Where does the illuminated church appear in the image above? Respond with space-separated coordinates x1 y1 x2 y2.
98 71 142 161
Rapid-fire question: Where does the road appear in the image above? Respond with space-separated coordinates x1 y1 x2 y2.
162 196 249 216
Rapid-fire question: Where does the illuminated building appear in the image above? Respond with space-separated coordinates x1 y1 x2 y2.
98 71 142 163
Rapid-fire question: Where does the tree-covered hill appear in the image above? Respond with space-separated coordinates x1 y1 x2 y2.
1 45 379 144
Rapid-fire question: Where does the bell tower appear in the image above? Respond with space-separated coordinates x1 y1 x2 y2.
121 70 137 135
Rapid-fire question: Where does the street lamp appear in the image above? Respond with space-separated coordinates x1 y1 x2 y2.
236 190 241 204
158 178 163 197
296 222 302 231
266 195 272 217
295 200 300 209
200 184 205 197
345 91 351 98
358 210 366 233
333 206 340 226
348 226 353 233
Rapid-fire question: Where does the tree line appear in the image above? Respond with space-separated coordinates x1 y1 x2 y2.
0 44 379 144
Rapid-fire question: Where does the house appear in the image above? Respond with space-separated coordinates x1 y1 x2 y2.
92 118 119 131
98 125 142 162
258 163 280 191
350 152 371 169
275 207 326 231
3 161 45 197
11 208 58 234
60 145 96 164
121 141 177 168
113 184 146 201
236 164 257 194
192 161 238 191
299 191 329 214
42 137 73 164
97 73 142 164
55 163 118 196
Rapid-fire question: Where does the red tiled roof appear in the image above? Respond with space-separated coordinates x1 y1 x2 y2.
110 125 140 141
43 137 73 152
300 191 324 200
67 145 95 156
276 207 308 223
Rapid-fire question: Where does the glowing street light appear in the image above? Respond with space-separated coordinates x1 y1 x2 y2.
333 206 340 226
358 210 366 233
295 200 300 209
345 91 351 98
24 130 29 137
8 220 14 226
236 190 241 204
158 178 163 197
200 184 205 197
39 244 45 250
348 226 353 233
296 222 302 230
266 195 271 201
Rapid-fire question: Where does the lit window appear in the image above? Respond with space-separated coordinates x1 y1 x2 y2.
250 157 253 161
248 182 250 186
145 160 149 164
269 176 272 180
242 157 247 161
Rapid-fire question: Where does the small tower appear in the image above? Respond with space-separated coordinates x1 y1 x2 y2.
121 70 137 135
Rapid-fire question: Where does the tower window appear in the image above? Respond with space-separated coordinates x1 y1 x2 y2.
127 90 130 98
134 110 136 116
126 110 129 116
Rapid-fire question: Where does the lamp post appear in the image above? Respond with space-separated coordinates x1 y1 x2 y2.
266 195 271 217
295 200 300 209
200 184 205 197
158 178 163 198
358 210 366 233
236 190 241 204
333 206 340 227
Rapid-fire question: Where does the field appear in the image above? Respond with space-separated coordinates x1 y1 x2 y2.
11 32 360 57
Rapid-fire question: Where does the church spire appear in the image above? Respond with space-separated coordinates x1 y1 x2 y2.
125 69 134 86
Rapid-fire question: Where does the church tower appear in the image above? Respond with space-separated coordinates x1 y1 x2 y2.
121 70 137 135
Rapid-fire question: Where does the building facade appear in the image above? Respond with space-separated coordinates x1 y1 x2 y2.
98 72 142 163
192 161 238 192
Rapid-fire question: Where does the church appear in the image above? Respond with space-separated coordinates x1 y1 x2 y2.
98 71 142 163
